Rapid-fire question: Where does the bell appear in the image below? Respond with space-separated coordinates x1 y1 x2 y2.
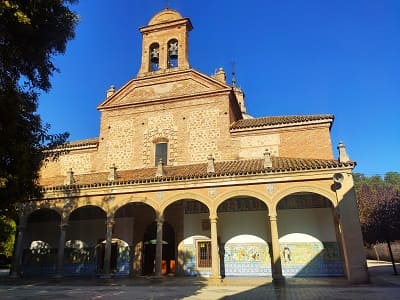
168 42 178 59
169 48 178 59
150 48 159 64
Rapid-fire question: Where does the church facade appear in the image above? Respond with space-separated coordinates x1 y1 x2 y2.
11 9 368 283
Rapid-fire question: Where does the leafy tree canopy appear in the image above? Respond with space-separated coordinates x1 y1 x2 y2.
0 0 78 219
354 172 400 244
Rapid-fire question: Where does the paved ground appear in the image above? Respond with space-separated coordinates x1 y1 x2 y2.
0 260 399 299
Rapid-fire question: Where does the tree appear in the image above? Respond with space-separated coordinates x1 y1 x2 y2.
365 194 400 275
0 0 78 221
354 172 400 275
0 215 16 258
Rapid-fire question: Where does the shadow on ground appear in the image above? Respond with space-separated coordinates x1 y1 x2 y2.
1 261 400 300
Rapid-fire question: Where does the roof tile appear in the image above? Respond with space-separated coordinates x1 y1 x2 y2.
41 156 354 191
230 114 334 130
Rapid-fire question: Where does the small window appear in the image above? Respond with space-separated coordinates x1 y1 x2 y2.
155 142 168 166
197 241 212 268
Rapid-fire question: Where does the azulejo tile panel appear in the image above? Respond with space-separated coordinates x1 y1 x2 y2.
224 242 272 276
280 242 344 277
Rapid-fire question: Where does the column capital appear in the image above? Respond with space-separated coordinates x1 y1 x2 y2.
269 214 277 221
105 218 115 227
156 215 164 224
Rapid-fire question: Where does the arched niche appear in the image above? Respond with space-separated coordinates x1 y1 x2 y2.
217 196 271 277
67 205 106 247
276 192 344 277
25 208 60 250
114 202 156 276
149 42 160 71
167 38 178 68
163 199 210 277
95 238 131 276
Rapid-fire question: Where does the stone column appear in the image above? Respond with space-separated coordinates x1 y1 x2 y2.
10 216 27 278
154 216 164 277
102 216 114 278
335 176 369 283
55 222 68 278
210 216 221 279
269 214 284 281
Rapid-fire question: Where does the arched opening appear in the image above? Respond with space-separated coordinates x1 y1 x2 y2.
114 202 156 276
162 199 211 277
94 238 130 277
64 205 106 276
277 192 343 277
167 39 178 68
23 209 60 275
64 239 91 273
149 42 160 71
217 197 270 277
142 221 175 275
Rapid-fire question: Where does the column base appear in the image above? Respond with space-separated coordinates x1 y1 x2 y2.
100 273 112 279
272 275 286 285
208 275 223 285
150 275 164 281
53 273 63 279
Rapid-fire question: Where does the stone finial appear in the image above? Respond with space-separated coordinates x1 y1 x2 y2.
207 154 215 173
108 164 117 181
106 85 116 98
64 168 74 185
156 158 165 177
264 149 272 169
214 67 226 83
337 141 350 163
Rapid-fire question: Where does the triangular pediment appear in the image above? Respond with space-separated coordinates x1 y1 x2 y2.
98 69 231 110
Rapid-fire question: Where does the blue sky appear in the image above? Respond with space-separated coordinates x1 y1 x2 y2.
38 0 400 176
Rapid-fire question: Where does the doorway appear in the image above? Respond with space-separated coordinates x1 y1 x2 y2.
143 222 175 275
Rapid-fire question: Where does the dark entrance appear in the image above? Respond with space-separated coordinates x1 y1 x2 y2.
96 241 118 272
143 222 175 275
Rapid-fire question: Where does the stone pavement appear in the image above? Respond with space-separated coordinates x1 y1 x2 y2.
0 260 399 299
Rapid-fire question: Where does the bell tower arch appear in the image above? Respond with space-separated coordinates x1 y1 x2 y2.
138 9 193 77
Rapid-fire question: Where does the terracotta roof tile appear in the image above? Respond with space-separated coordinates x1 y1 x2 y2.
41 157 355 191
52 138 99 150
230 114 334 130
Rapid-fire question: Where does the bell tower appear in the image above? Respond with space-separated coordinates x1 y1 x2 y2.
137 9 193 77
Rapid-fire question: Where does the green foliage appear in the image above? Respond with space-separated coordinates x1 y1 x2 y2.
0 0 78 219
0 1 31 24
0 215 16 257
384 172 400 188
0 0 79 91
354 172 400 244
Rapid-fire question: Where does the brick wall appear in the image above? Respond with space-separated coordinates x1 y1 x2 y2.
39 88 334 180
232 124 333 160
279 125 333 159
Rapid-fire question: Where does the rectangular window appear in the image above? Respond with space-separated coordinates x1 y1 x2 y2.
197 241 212 268
155 143 168 166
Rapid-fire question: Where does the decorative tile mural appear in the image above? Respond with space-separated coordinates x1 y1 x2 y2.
224 242 271 276
280 242 344 277
21 248 57 276
22 243 132 277
115 244 131 277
